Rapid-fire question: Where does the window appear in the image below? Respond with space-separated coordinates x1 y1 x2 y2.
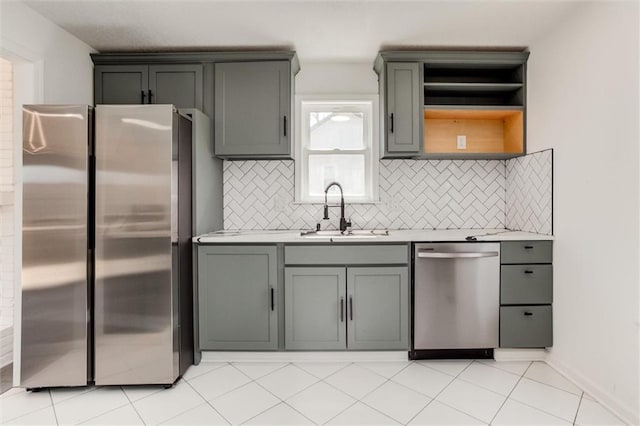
295 95 378 203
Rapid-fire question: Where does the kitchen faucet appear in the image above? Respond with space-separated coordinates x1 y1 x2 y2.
323 182 351 232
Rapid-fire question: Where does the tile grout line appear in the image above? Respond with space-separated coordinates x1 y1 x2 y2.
72 395 133 425
182 361 228 381
341 362 418 425
453 360 525 399
185 362 256 405
234 363 317 425
307 361 403 425
182 376 233 425
231 360 291 381
308 362 364 425
488 360 532 425
504 363 584 424
48 389 60 426
120 385 147 425
404 360 477 425
572 392 585 425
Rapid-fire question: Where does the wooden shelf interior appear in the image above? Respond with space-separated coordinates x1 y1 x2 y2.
424 109 523 154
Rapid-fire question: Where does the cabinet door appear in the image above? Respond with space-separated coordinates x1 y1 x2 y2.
198 246 278 350
214 61 290 157
285 267 346 350
94 65 149 105
149 64 203 110
386 63 421 154
347 267 409 350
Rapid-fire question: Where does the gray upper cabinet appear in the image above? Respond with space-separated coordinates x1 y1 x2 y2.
285 267 347 350
385 62 421 156
214 61 291 159
374 50 529 159
149 65 203 109
94 65 149 105
197 245 278 350
94 64 203 110
347 267 409 350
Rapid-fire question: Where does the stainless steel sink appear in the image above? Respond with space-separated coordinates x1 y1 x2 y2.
300 229 389 239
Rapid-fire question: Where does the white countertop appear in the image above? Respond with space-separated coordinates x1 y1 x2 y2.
193 228 553 244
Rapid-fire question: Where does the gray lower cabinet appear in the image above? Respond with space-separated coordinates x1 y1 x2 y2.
500 240 553 348
500 306 552 348
384 62 421 156
94 64 203 109
214 61 291 158
347 267 409 350
197 245 278 350
284 266 409 350
285 267 346 350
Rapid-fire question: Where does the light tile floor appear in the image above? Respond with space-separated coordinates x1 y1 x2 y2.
0 360 627 425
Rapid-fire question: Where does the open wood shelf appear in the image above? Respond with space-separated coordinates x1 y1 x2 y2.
424 109 524 155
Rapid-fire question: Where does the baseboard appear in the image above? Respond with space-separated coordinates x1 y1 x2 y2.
493 348 548 361
201 351 409 363
546 355 637 425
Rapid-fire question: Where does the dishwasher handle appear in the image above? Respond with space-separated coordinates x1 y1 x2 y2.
417 251 499 259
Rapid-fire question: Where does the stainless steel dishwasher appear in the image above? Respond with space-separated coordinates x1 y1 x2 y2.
411 242 500 359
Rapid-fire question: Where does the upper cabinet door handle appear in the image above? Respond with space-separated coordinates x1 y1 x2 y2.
283 116 287 137
390 113 394 133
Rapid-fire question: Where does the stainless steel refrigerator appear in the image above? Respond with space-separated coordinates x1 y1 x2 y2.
21 104 194 388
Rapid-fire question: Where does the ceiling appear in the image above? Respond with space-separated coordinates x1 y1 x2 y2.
22 0 583 63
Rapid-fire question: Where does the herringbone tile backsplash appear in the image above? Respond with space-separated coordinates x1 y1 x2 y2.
506 150 553 235
224 159 508 230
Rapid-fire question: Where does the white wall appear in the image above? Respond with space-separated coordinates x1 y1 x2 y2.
528 2 639 423
296 62 378 94
0 1 94 103
0 0 95 385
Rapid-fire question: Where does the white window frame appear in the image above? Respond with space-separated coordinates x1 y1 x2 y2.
294 94 379 203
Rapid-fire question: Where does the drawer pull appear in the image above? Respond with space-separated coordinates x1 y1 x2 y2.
524 311 533 316
524 245 534 249
524 270 534 274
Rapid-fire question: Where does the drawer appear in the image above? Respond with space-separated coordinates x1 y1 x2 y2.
501 265 553 304
501 241 552 264
500 305 552 348
284 244 409 265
